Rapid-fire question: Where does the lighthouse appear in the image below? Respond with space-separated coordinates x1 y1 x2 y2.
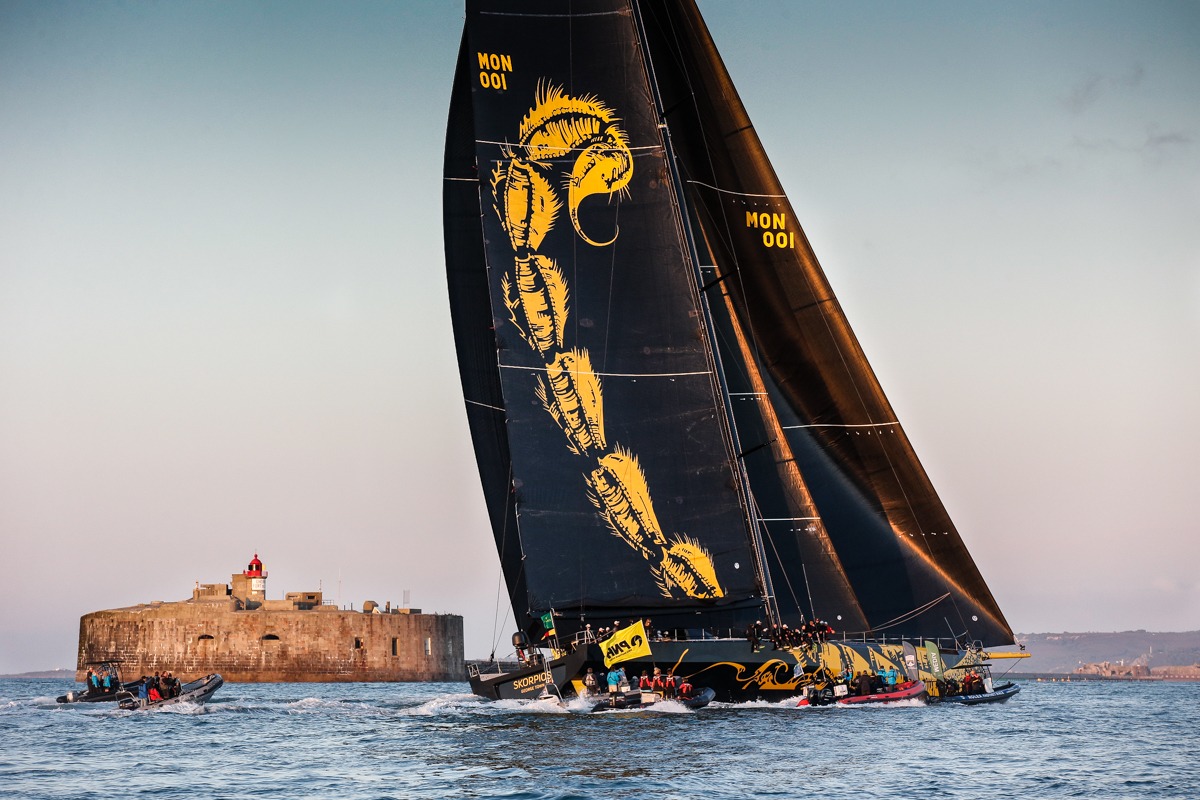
231 553 268 608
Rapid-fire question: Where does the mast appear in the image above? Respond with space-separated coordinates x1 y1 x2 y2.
630 0 777 626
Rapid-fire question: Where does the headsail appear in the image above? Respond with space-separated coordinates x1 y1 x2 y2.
636 0 1013 645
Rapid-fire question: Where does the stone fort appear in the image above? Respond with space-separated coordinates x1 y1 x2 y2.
75 554 463 682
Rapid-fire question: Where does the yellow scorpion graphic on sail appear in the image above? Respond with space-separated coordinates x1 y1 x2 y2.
492 82 724 600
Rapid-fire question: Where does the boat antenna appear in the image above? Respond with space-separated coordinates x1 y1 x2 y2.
800 563 816 623
758 517 803 625
945 617 964 649
536 659 563 704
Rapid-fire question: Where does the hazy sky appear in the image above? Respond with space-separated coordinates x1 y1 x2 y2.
2 1 1197 673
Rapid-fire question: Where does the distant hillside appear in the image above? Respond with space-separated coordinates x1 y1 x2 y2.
7 632 1200 679
0 669 74 680
1013 631 1200 673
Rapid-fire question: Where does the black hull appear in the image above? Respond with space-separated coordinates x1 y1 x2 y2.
934 682 1020 705
800 680 927 706
577 639 828 703
468 647 588 701
118 674 224 710
590 686 715 712
569 639 979 704
56 680 144 704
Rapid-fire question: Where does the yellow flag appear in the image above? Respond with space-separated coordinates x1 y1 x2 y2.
600 621 652 668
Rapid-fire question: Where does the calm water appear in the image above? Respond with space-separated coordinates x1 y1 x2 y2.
2 678 1196 799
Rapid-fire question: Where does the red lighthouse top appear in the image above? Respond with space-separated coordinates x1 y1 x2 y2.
244 553 264 578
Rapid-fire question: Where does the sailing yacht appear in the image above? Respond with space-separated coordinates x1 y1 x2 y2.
444 0 1023 703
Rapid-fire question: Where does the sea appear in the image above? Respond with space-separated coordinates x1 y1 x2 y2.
2 677 1196 799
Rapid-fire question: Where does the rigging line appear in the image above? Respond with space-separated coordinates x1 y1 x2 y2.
503 467 530 654
489 571 505 661
800 563 817 624
490 461 518 659
760 517 803 624
465 398 505 412
870 592 952 632
497 363 711 379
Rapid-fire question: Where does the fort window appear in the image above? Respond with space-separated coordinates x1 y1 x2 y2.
262 634 280 641
391 637 398 656
353 637 364 650
198 634 214 641
424 637 432 656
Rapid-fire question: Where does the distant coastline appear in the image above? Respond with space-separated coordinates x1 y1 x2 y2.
1 669 74 680
1014 630 1200 677
9 629 1199 681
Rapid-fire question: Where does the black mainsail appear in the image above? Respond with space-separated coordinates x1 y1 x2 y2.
444 0 1014 660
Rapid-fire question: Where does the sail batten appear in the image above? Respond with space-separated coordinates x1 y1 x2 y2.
684 180 788 199
497 364 713 379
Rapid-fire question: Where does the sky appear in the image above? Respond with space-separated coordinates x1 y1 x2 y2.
1 0 1197 673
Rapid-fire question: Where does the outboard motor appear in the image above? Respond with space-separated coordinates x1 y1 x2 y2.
512 631 530 665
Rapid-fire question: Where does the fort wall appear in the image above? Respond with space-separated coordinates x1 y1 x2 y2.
76 602 463 682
